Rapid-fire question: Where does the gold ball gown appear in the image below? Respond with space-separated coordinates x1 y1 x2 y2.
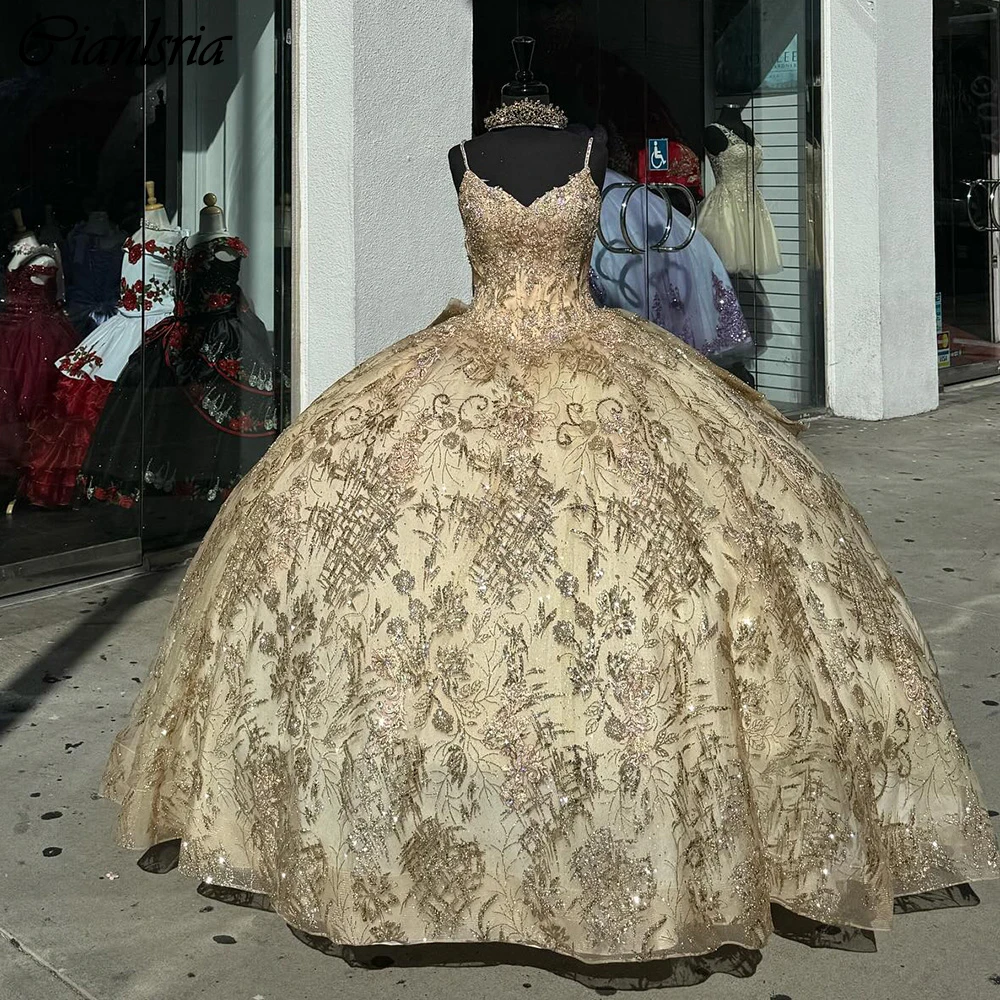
101 135 998 967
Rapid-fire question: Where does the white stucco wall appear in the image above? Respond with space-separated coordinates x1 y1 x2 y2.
822 0 881 417
875 0 938 418
293 0 473 412
293 0 356 412
179 0 275 329
824 0 938 419
353 3 474 363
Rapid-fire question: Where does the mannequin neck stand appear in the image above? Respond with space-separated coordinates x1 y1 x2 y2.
143 206 174 232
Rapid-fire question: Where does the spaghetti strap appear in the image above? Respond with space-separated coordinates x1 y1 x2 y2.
459 141 470 170
583 135 594 169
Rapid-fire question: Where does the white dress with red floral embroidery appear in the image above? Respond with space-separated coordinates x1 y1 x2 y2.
55 227 187 383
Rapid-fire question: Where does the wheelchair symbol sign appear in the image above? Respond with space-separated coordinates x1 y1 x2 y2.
647 138 670 172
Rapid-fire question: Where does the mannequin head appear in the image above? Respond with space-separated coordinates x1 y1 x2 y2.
188 193 237 254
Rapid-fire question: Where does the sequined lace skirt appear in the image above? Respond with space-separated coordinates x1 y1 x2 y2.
101 301 999 964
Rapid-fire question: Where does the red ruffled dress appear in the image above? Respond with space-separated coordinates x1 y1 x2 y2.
0 247 79 486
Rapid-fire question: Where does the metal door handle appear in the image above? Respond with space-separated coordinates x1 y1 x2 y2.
964 178 1000 232
596 183 638 254
648 183 699 252
596 182 700 254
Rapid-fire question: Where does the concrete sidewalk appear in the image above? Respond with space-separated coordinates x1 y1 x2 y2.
2 383 998 1000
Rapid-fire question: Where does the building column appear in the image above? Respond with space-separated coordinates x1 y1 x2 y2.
292 0 473 413
823 0 938 419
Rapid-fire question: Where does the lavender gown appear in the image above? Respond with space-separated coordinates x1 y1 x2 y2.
590 169 754 361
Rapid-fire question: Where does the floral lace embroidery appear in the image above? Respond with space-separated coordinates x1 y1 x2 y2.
57 347 102 376
120 275 172 313
124 236 179 266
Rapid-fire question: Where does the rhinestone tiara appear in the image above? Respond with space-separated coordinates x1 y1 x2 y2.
484 99 569 131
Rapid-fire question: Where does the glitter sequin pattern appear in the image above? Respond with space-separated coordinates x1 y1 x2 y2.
101 141 998 965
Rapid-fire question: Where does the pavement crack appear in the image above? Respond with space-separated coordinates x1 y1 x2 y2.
1 925 102 1000
908 596 1000 621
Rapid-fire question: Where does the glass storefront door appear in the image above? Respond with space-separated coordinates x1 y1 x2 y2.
934 0 1000 384
0 1 292 597
473 0 824 413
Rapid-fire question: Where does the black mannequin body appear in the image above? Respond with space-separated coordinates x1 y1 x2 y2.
449 127 608 207
703 106 756 155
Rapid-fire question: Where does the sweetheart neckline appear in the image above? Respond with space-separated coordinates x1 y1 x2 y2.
459 166 600 211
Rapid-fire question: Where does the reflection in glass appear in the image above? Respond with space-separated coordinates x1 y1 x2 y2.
0 0 291 593
0 1 148 590
933 0 1000 379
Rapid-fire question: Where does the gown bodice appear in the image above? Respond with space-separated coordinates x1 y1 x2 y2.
175 235 249 317
4 248 64 315
118 230 185 318
457 137 602 343
707 124 764 194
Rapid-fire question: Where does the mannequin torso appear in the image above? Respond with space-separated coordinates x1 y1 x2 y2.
8 232 56 284
704 107 756 155
449 127 608 207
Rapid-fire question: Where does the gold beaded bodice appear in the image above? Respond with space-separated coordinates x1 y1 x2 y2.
457 137 601 355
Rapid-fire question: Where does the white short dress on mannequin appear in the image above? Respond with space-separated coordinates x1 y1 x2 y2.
699 123 783 277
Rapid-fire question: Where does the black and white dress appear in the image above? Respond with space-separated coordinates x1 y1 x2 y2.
80 234 279 508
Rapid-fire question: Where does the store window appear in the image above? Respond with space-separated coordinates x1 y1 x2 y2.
0 1 292 597
933 0 1000 384
473 0 824 411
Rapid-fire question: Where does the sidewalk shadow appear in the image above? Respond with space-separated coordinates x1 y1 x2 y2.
0 571 170 738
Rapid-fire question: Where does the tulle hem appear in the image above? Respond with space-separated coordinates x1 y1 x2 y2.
98 794 996 971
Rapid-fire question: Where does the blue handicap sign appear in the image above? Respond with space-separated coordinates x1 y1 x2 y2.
647 138 670 171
